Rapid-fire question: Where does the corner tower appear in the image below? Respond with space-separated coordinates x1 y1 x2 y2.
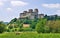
34 9 38 19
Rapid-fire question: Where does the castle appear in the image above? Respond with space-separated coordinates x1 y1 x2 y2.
19 9 44 19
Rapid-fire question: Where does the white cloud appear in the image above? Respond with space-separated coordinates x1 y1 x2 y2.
11 1 28 6
0 0 7 2
0 0 16 2
55 10 60 15
0 2 4 6
42 3 60 8
6 8 13 12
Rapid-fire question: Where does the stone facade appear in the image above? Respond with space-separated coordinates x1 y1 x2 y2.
38 14 44 18
20 9 44 19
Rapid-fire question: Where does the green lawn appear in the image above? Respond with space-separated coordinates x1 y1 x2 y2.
0 32 60 38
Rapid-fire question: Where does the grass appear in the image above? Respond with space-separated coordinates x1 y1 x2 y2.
0 32 60 38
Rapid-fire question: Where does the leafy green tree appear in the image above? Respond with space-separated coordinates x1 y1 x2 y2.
8 25 13 29
9 18 17 24
30 19 38 29
0 21 6 33
46 20 60 33
44 26 50 33
23 19 31 24
36 18 47 33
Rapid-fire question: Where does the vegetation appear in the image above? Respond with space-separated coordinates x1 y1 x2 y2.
0 21 6 33
0 15 60 38
6 17 60 33
0 32 60 38
36 18 47 33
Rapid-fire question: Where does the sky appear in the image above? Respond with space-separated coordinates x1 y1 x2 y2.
0 0 60 22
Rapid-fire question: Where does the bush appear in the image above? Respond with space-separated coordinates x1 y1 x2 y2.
19 28 23 32
8 25 13 29
22 28 32 31
6 29 11 32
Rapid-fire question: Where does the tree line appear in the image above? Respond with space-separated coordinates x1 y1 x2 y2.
0 15 60 33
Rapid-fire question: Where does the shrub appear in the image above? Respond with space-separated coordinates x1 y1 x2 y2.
22 28 32 31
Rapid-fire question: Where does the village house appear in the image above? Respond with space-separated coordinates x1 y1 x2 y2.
23 24 30 28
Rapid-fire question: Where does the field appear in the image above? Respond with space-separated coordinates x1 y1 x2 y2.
0 32 60 38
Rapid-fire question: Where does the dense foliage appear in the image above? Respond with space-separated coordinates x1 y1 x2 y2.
36 18 47 33
0 32 60 38
1 15 60 33
0 21 6 33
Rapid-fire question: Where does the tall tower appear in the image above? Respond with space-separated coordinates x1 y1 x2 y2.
28 9 34 19
34 9 38 13
29 9 33 13
34 9 38 19
23 11 27 13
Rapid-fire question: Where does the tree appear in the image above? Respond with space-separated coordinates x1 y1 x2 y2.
0 21 6 33
46 20 60 33
36 18 47 33
8 24 13 29
30 19 38 29
9 18 17 24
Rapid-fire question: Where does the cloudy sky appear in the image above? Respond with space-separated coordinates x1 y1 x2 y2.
0 0 60 22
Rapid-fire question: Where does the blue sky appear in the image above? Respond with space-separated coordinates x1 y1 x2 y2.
0 0 60 22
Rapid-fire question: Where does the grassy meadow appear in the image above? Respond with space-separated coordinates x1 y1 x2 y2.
0 32 60 38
